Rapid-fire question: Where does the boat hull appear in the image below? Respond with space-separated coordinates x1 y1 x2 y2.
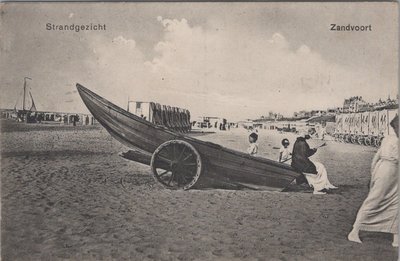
77 83 301 191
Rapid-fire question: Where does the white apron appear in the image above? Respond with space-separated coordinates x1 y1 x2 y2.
303 162 335 192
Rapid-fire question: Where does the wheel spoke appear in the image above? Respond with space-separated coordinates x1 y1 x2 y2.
180 172 189 181
168 172 175 186
177 146 187 161
176 170 190 186
182 153 194 162
182 162 197 166
157 155 172 165
175 167 190 178
158 149 173 161
179 168 196 178
176 172 186 185
158 170 170 177
173 143 177 161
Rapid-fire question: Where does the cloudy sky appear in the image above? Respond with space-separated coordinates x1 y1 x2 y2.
0 2 398 121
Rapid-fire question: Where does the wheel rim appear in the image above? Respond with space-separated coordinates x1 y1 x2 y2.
151 140 202 190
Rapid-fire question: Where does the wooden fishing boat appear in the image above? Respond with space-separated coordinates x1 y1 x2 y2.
77 83 301 191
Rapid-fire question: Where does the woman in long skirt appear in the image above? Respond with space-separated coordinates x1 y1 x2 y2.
303 161 337 194
291 132 337 195
348 115 399 247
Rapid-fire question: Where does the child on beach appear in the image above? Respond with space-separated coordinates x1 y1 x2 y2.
247 132 259 156
278 138 291 163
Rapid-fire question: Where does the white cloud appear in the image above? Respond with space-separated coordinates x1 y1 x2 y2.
86 35 147 107
86 17 395 121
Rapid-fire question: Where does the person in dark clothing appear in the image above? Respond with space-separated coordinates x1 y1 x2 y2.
291 132 337 194
291 134 317 174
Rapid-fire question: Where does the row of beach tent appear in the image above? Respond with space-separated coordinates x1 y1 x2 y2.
149 102 191 133
335 109 397 136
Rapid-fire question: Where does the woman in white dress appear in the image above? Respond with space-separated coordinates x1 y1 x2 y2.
348 115 399 247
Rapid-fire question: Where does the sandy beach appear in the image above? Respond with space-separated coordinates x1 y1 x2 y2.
1 120 398 260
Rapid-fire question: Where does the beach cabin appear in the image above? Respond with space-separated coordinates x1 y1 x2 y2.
127 101 152 121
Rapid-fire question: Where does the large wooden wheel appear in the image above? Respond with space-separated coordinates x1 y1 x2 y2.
150 140 202 190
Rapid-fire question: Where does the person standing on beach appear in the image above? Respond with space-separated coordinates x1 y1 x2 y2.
319 124 326 140
348 115 399 247
247 132 259 156
291 132 337 194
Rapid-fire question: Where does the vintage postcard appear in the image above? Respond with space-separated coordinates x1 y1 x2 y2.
0 2 398 260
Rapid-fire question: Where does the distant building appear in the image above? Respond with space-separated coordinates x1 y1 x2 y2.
310 110 327 117
343 96 368 113
327 108 340 114
341 95 398 113
293 110 311 119
0 108 96 126
263 111 283 120
372 96 399 110
237 120 254 129
196 116 228 130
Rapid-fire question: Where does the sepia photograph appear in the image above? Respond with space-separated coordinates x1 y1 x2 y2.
0 2 399 260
